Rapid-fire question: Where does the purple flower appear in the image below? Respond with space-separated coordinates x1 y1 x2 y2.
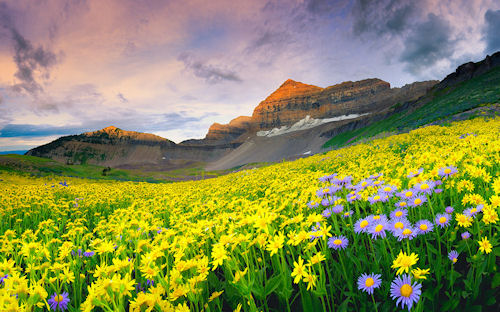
0 274 8 284
415 220 433 235
461 231 471 240
394 226 417 241
390 208 408 219
357 273 382 295
347 193 361 203
331 204 343 214
448 250 459 264
395 200 409 208
368 219 389 239
435 213 450 228
407 168 423 178
434 188 443 194
355 179 374 190
438 166 458 178
48 292 70 311
328 235 349 250
413 181 435 195
379 184 398 195
354 217 370 233
342 210 354 218
464 205 483 217
321 208 332 218
388 218 410 235
83 251 95 257
408 195 427 208
445 206 454 214
397 189 416 200
390 274 422 311
307 201 320 209
319 173 337 183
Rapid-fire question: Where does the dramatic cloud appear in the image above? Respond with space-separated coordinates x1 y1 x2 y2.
178 52 242 84
352 0 418 37
483 9 500 54
400 13 455 75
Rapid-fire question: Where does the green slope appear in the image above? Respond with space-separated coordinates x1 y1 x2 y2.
324 66 500 148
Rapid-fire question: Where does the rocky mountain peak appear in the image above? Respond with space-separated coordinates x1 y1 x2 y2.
264 79 323 102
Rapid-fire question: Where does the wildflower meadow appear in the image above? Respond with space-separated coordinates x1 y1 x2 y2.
0 117 499 311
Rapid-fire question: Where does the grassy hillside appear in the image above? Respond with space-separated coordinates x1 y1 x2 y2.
0 154 223 182
324 66 500 148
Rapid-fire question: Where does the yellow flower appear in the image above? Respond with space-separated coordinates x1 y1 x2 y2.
391 250 419 275
411 267 430 280
266 232 285 256
455 213 472 227
303 271 317 291
308 252 326 266
233 268 248 283
208 290 224 302
478 237 492 254
291 256 307 284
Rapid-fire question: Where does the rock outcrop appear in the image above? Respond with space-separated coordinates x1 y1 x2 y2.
203 78 436 144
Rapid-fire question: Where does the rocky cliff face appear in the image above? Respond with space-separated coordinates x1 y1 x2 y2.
203 78 436 144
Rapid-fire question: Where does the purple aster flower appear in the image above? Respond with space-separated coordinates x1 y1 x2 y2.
83 251 95 257
0 274 8 284
414 181 435 195
368 219 389 239
316 187 330 198
388 218 410 235
347 193 361 203
319 173 337 183
434 188 443 194
331 204 343 214
354 217 370 233
415 219 433 235
461 231 471 240
448 250 459 264
395 200 409 208
390 208 408 219
438 166 458 178
307 201 320 209
328 235 349 250
369 173 383 179
445 206 454 214
356 178 374 189
146 279 155 287
368 194 384 205
408 195 427 208
321 196 341 207
397 189 416 199
394 226 417 241
379 184 398 195
464 204 483 217
357 273 382 295
342 210 354 218
407 168 423 178
435 213 450 228
368 214 388 223
321 208 332 218
48 292 70 311
390 274 422 311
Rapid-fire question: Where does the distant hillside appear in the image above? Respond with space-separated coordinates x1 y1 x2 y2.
323 51 500 148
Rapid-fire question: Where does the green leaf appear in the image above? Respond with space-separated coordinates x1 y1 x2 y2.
492 273 500 289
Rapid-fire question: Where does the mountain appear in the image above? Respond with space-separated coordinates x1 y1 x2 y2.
25 52 500 170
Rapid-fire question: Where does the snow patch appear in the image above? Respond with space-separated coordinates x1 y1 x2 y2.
257 114 368 137
302 151 312 155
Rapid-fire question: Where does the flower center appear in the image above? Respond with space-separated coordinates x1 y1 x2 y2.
360 220 368 228
405 191 413 197
323 189 329 193
395 211 403 217
365 277 374 287
471 208 477 213
419 224 428 231
373 215 381 220
444 168 451 174
395 222 404 229
414 198 422 205
452 258 457 263
374 195 380 201
375 224 384 232
333 239 342 245
55 295 63 303
439 217 447 224
384 187 391 192
402 229 412 235
399 202 407 207
400 284 413 297
420 184 429 190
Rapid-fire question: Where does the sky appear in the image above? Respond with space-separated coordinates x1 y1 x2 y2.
0 0 499 151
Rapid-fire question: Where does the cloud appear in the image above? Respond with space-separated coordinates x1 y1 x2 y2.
483 9 500 54
399 13 455 75
10 28 60 95
117 93 128 103
178 52 242 84
352 0 418 37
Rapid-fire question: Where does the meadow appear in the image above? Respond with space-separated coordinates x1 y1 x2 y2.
0 117 499 311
